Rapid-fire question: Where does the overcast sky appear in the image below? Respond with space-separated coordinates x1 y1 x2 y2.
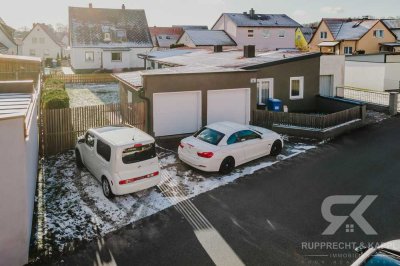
2 0 399 29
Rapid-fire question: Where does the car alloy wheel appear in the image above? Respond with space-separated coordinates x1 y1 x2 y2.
102 178 114 199
270 140 282 156
219 157 235 174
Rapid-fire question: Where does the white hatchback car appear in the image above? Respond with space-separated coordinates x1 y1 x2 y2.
75 126 161 198
178 122 283 173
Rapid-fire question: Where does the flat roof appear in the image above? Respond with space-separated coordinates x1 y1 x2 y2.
0 54 42 63
0 93 32 118
318 41 340 47
147 49 320 69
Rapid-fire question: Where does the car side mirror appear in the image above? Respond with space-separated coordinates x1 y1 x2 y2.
78 138 85 144
355 245 368 255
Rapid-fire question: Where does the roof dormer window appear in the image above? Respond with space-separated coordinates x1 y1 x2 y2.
104 32 111 42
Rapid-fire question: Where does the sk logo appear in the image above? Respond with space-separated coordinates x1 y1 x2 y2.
321 195 378 235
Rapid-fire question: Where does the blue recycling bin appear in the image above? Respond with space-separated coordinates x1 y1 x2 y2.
267 98 282 112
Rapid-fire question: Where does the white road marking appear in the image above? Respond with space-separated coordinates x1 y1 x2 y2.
158 171 245 266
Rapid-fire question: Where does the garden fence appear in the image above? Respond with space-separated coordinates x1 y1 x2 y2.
43 73 116 84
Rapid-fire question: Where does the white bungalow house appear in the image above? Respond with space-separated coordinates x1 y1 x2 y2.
69 4 153 72
0 18 18 54
21 23 63 59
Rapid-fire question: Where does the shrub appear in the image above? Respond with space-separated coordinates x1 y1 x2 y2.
170 43 185 49
42 89 70 109
44 78 65 89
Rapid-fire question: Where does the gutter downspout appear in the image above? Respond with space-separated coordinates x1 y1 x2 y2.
138 87 151 134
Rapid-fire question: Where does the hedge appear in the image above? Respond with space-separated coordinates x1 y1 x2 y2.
42 78 69 109
42 89 70 109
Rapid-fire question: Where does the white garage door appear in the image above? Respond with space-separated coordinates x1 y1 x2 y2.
207 88 250 125
153 91 201 137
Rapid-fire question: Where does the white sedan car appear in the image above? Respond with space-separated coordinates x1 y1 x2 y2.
178 121 283 173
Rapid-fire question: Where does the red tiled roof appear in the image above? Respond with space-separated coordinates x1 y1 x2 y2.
149 27 184 38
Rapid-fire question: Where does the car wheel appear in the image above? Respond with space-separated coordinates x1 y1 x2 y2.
102 177 114 199
75 149 84 169
270 140 283 156
219 157 235 174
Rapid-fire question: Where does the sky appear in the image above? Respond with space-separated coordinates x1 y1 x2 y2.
1 0 399 30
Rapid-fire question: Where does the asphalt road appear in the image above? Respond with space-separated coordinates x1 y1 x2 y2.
34 116 400 266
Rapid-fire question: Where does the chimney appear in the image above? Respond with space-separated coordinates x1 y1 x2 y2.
249 8 255 19
214 45 223 53
244 45 255 58
89 3 93 8
122 4 125 10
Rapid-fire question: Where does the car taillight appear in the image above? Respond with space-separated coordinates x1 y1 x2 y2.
119 171 159 185
179 143 184 148
197 152 214 158
134 144 143 148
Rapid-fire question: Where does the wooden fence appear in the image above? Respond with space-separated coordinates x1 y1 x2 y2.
253 106 362 130
41 102 145 155
43 73 116 84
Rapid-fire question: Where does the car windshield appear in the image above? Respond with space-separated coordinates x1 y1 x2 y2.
194 127 225 146
122 143 156 164
363 251 400 266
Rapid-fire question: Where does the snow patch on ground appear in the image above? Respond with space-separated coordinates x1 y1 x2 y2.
66 83 119 107
37 140 317 253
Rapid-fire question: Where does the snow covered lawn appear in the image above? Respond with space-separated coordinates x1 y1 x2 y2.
66 83 119 107
35 138 319 254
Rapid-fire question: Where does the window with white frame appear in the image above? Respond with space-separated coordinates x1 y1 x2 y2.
85 51 94 62
374 30 384 38
248 29 254 38
32 37 37 44
111 52 122 62
262 29 270 38
320 31 328 39
290 77 304 100
104 32 111 41
278 30 285 38
257 78 274 105
344 47 353 55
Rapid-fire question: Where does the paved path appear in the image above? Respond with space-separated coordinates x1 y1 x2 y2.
34 116 400 266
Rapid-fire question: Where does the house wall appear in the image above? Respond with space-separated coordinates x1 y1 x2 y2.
309 21 336 52
21 25 62 59
213 15 238 38
255 55 321 112
345 61 386 91
177 32 196 48
0 30 17 55
339 40 357 55
320 55 345 96
71 47 151 71
234 27 296 50
384 63 400 91
142 71 257 135
356 21 396 54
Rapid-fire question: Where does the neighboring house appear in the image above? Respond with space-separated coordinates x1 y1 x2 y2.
149 27 184 49
212 8 301 51
295 27 314 51
177 30 237 48
309 18 397 55
114 49 321 137
345 54 400 92
21 23 63 59
0 18 17 55
0 55 41 266
381 19 400 52
69 4 153 72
